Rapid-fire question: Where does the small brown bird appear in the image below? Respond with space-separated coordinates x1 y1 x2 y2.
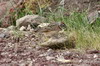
35 22 67 32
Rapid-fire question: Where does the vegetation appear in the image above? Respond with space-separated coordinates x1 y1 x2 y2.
41 5 100 50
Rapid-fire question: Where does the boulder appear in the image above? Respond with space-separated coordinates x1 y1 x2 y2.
39 31 75 49
40 36 68 48
87 10 100 24
16 15 46 28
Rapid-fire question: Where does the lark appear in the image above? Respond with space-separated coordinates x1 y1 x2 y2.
35 22 67 32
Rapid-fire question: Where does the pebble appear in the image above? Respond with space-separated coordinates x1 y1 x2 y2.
27 25 32 31
38 23 50 28
94 54 98 58
46 56 55 60
0 33 6 38
19 26 26 31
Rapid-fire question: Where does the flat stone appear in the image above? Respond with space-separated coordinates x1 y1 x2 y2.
16 15 46 28
0 33 6 38
19 26 26 31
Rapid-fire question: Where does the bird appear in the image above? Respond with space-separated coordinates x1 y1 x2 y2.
34 22 67 32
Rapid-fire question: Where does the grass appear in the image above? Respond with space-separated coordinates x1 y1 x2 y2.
66 13 100 50
12 30 24 38
10 6 33 26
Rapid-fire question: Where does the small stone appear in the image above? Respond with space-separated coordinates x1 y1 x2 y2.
1 52 9 55
47 49 52 52
57 55 72 63
39 53 48 57
94 54 98 58
98 11 100 13
79 59 83 63
27 25 32 31
19 26 26 31
28 61 33 66
0 33 6 38
38 23 50 28
46 56 55 60
1 58 11 63
27 58 31 61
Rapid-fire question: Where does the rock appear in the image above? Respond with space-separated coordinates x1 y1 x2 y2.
98 10 100 13
27 25 32 31
0 33 6 38
93 54 98 58
16 15 46 28
87 10 100 24
40 37 68 48
86 50 100 54
46 56 55 60
7 25 16 30
19 26 26 31
40 30 75 49
56 55 72 63
0 28 10 37
0 32 10 38
38 23 50 28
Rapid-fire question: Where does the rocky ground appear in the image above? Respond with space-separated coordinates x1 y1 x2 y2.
0 27 100 66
